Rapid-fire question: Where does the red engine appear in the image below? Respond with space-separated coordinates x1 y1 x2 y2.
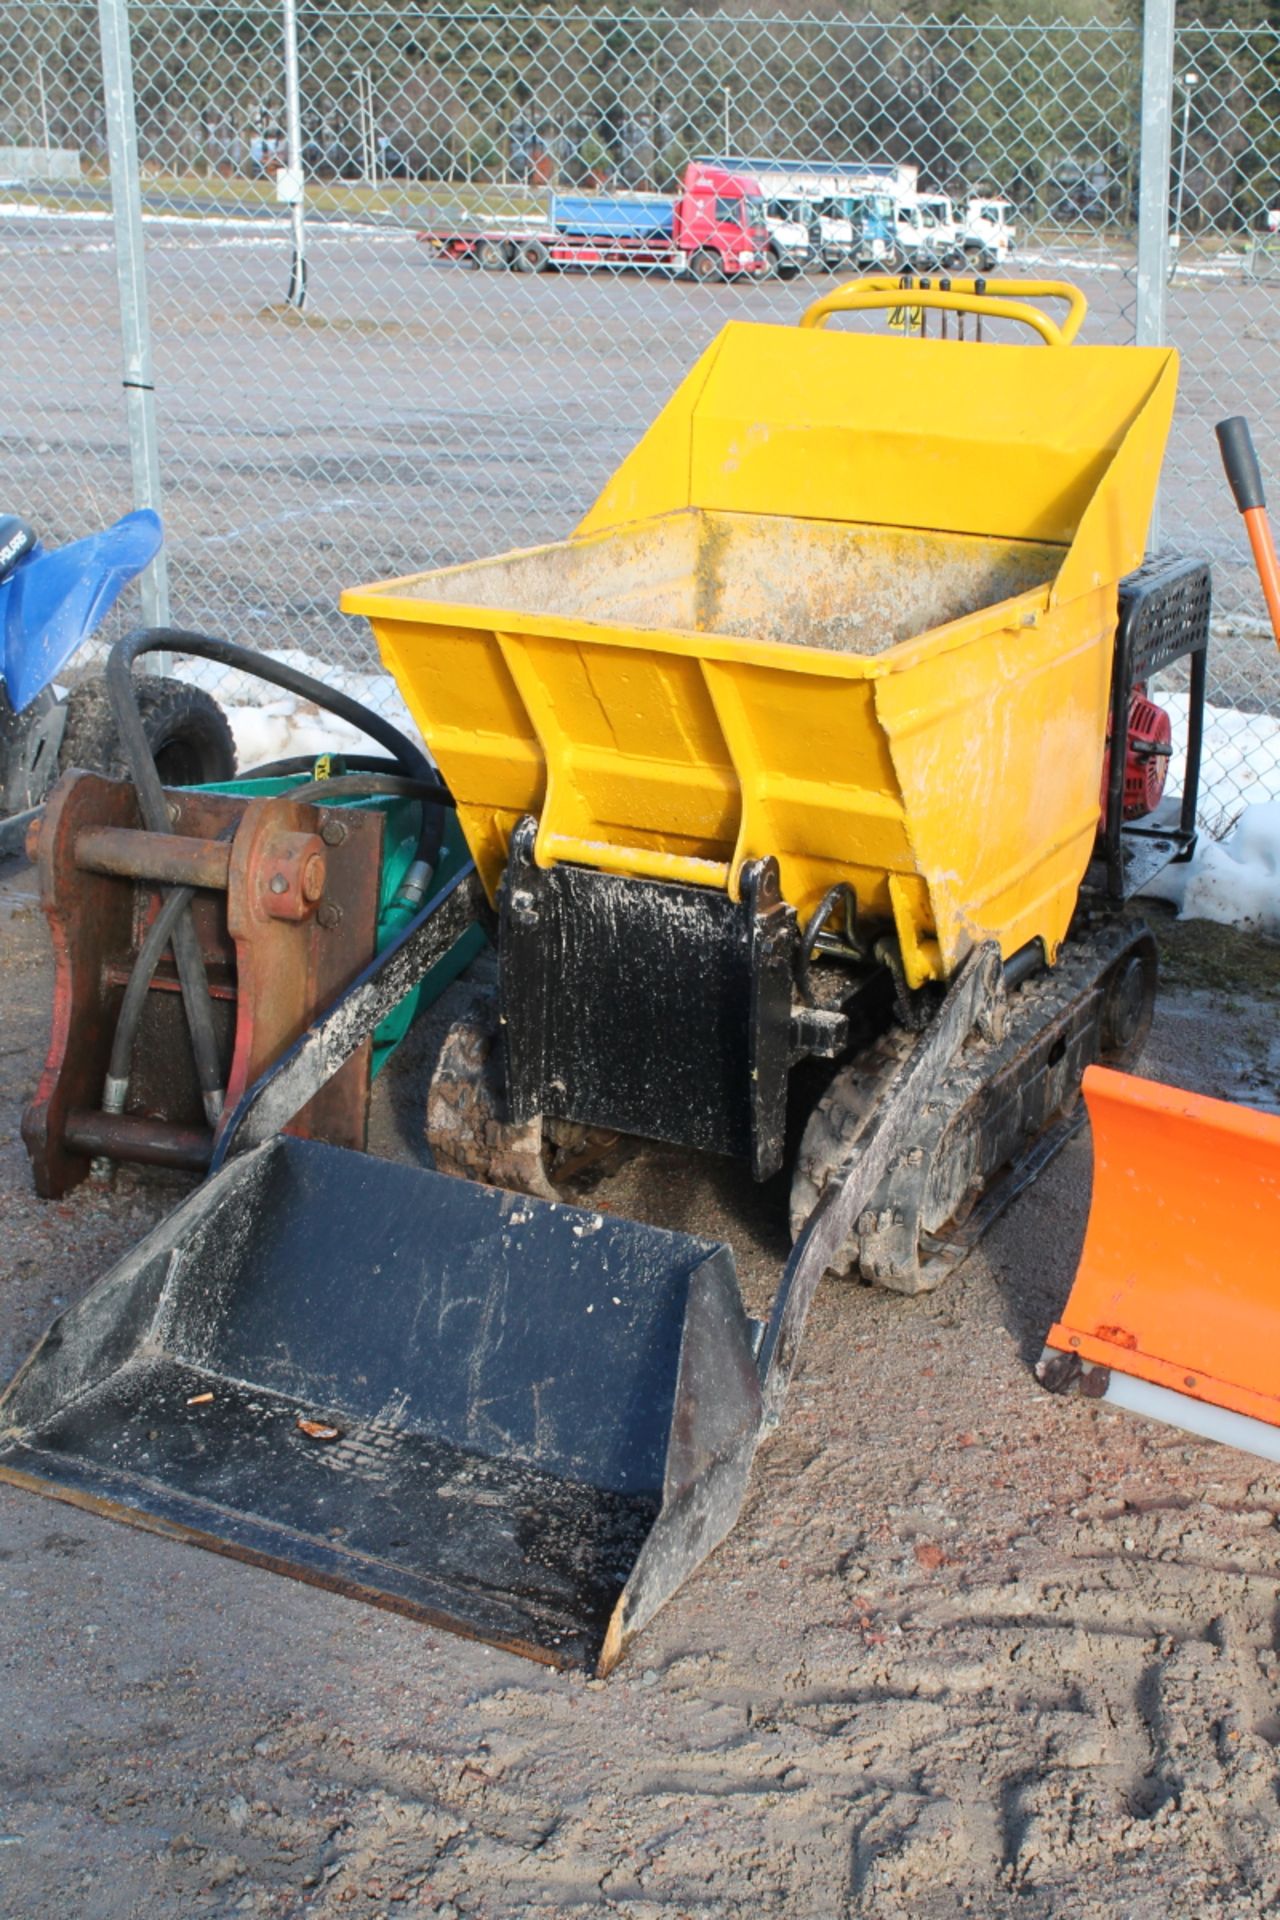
1099 685 1174 823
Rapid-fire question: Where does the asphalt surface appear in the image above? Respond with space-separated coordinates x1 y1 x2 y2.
2 204 1278 645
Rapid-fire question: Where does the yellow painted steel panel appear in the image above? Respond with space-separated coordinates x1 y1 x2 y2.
579 322 1174 553
342 286 1177 984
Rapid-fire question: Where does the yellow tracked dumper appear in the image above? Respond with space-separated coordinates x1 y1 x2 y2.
0 281 1214 1673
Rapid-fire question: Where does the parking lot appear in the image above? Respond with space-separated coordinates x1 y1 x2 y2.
3 209 1276 624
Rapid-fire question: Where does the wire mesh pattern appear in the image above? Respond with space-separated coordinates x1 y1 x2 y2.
0 3 1277 820
1161 23 1280 820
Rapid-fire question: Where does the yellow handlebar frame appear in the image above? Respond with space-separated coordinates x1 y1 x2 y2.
799 276 1088 346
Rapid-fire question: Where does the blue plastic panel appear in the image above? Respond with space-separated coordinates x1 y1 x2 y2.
1 510 163 712
551 193 673 240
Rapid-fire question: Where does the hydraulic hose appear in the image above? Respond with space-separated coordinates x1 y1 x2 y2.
101 880 196 1118
104 629 452 1133
238 760 451 810
239 750 441 784
107 628 448 868
281 772 450 808
99 817 241 1125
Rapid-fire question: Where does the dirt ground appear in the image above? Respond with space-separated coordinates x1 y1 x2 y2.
2 846 1279 1920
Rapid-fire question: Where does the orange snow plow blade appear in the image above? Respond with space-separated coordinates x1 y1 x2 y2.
1039 1065 1280 1458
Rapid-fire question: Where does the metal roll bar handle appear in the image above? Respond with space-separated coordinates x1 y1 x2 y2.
799 275 1088 346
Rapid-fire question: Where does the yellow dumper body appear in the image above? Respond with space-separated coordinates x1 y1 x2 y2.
343 307 1176 986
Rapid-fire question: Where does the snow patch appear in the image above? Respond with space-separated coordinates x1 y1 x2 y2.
1143 801 1280 936
0 199 416 241
1162 689 1280 821
170 647 421 772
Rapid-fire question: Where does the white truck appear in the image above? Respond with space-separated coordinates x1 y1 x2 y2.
897 196 966 270
960 197 1017 267
912 192 959 246
893 192 1018 271
723 158 901 271
762 197 814 279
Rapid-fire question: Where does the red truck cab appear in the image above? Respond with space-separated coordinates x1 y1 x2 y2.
421 158 767 281
674 161 768 279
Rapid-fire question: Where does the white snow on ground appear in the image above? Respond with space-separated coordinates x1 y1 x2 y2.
1143 801 1280 935
171 648 422 770
1162 687 1280 818
0 199 417 241
1140 682 1280 934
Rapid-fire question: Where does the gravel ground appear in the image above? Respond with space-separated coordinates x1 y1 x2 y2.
2 848 1279 1920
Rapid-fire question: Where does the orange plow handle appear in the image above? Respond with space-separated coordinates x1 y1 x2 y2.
1216 415 1280 649
1046 1066 1280 1426
1242 507 1280 647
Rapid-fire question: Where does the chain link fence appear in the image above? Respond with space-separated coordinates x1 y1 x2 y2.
1 3 1278 820
1160 21 1280 820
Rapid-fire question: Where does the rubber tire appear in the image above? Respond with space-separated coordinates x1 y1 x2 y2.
688 248 723 284
474 238 509 272
768 247 800 282
59 676 237 787
514 239 549 274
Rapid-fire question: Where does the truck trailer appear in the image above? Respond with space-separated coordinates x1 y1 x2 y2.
421 160 769 282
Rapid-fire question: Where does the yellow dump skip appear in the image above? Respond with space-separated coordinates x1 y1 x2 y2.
344 300 1177 985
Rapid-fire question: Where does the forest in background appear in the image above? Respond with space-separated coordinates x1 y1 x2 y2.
2 1 1277 231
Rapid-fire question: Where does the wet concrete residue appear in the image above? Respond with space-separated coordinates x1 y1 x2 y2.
398 506 1058 658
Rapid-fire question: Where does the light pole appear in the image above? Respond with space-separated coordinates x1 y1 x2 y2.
34 58 51 152
280 0 307 309
1173 67 1199 247
355 70 378 188
722 86 731 157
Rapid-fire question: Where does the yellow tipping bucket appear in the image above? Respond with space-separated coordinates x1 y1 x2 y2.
343 282 1177 986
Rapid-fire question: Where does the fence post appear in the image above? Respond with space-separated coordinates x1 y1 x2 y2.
1135 0 1175 552
98 0 170 629
1135 0 1175 348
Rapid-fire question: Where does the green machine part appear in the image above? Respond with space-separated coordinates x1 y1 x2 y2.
198 773 485 1077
